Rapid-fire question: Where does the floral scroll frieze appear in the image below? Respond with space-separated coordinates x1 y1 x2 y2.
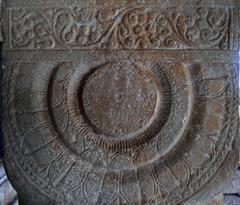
10 7 231 50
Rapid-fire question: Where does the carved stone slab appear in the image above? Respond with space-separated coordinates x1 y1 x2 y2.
1 0 239 205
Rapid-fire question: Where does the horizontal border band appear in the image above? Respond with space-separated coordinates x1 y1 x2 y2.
2 50 239 63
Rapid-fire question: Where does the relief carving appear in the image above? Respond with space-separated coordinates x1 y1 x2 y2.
2 1 239 205
2 60 239 204
11 6 231 50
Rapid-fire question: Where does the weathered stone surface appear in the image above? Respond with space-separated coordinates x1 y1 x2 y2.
1 0 239 205
8 6 233 50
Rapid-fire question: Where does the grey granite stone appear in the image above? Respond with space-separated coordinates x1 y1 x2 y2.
1 0 239 205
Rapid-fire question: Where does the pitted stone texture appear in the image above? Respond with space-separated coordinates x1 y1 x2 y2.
1 0 239 205
81 62 157 137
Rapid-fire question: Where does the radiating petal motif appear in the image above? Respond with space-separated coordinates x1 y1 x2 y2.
184 136 214 168
121 171 142 204
2 58 238 205
137 167 155 203
81 148 106 168
8 92 49 128
49 152 90 190
94 172 118 205
109 153 134 170
22 125 59 165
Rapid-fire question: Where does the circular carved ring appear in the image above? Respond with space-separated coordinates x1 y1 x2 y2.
66 62 172 150
4 61 238 205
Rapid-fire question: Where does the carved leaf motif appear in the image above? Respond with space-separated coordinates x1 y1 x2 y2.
10 7 231 50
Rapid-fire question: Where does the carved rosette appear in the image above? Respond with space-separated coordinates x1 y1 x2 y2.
2 2 239 205
2 59 239 204
10 6 231 50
